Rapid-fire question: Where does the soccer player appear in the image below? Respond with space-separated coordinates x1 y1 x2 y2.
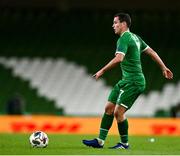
82 13 173 149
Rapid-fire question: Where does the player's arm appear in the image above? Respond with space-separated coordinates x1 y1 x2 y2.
144 47 173 79
93 53 124 80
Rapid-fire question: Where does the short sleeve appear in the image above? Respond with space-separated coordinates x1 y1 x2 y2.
137 36 149 53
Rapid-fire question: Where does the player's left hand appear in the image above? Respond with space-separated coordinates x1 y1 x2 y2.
163 68 173 79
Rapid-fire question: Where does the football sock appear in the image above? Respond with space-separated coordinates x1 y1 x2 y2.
117 119 128 144
98 113 114 141
97 138 105 146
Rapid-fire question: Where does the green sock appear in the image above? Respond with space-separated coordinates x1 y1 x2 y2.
117 119 129 143
98 113 114 141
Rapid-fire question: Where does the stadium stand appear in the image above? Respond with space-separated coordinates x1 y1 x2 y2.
0 57 179 117
0 57 111 115
0 63 58 115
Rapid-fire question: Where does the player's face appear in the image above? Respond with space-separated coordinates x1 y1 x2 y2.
112 16 123 35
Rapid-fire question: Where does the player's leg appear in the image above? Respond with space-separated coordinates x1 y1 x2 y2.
109 105 129 149
82 102 115 148
109 82 145 149
98 82 123 143
82 83 121 148
97 102 115 144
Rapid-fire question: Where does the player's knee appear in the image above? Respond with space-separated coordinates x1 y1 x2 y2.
105 104 115 115
114 110 125 122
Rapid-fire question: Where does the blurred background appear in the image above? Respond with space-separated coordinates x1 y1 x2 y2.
0 0 180 119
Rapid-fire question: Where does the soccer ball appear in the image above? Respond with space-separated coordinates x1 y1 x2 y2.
29 131 49 148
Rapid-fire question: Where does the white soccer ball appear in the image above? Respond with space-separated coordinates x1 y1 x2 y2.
29 131 49 148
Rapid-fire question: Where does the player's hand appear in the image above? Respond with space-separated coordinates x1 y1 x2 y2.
93 70 104 80
162 68 173 79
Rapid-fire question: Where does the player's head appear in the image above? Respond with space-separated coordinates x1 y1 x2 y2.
112 13 131 35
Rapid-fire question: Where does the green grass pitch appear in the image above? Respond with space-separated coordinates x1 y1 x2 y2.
0 133 180 155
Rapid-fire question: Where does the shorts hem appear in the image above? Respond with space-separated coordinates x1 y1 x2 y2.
120 103 128 109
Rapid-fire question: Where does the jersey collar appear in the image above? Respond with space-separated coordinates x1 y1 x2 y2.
120 29 130 37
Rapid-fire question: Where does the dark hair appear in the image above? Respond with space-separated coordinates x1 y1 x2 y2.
114 13 131 28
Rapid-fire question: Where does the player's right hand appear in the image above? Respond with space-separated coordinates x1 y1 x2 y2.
93 70 104 80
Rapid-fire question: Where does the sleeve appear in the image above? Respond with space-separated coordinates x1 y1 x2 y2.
115 34 129 55
138 36 150 53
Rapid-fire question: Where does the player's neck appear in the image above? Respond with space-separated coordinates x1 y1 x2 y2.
120 28 130 36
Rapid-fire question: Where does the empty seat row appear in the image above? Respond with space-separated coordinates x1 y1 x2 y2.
0 57 179 117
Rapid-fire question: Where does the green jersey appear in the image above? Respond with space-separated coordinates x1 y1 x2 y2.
116 31 149 85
